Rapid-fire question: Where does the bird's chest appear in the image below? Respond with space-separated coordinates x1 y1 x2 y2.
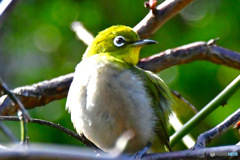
69 59 156 152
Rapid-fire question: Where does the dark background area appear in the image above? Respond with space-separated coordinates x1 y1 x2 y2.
0 0 239 150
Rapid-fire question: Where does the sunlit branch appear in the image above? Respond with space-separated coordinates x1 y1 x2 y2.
138 39 240 73
134 0 195 39
71 21 94 46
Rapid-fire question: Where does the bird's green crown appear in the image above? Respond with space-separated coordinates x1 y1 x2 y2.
83 25 157 65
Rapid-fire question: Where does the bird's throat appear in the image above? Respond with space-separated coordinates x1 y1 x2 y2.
121 46 141 65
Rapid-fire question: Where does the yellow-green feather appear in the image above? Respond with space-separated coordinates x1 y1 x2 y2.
130 66 173 151
83 25 140 65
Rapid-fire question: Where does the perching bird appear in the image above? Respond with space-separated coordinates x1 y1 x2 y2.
66 25 173 154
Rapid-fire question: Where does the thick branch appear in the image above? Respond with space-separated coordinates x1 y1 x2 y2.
194 107 240 149
0 73 73 115
134 0 195 38
0 144 123 160
1 41 240 115
0 144 240 160
138 39 240 73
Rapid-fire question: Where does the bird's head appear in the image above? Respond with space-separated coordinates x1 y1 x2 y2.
83 25 157 65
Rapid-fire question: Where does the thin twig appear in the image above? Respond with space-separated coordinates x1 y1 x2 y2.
170 75 240 146
193 107 240 149
0 122 17 142
0 78 29 144
141 145 240 160
171 90 197 113
0 116 97 148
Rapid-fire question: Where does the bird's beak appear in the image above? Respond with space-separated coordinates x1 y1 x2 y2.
132 39 158 46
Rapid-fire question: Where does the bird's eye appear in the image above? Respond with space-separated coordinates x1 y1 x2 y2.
113 36 125 47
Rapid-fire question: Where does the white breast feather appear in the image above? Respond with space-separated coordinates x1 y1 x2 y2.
66 55 156 152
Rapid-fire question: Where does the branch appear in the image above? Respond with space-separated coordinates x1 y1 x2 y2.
71 0 195 44
134 0 195 38
0 116 97 148
142 145 240 160
0 143 240 160
170 75 240 146
194 107 240 149
0 122 17 142
0 78 30 118
1 40 240 115
0 78 30 144
71 21 94 46
0 144 124 160
138 39 240 73
171 90 197 113
0 73 73 115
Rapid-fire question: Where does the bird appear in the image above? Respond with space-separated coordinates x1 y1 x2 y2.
66 25 173 154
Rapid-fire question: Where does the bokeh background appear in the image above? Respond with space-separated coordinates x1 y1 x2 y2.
0 0 239 151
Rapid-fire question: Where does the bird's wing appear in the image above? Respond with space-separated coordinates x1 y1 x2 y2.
130 66 173 151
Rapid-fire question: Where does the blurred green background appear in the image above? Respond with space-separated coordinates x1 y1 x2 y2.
0 0 239 151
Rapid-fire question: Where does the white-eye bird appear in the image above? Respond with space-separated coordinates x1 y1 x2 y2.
66 25 173 154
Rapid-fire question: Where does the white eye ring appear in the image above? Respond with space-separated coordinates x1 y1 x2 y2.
113 36 125 47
